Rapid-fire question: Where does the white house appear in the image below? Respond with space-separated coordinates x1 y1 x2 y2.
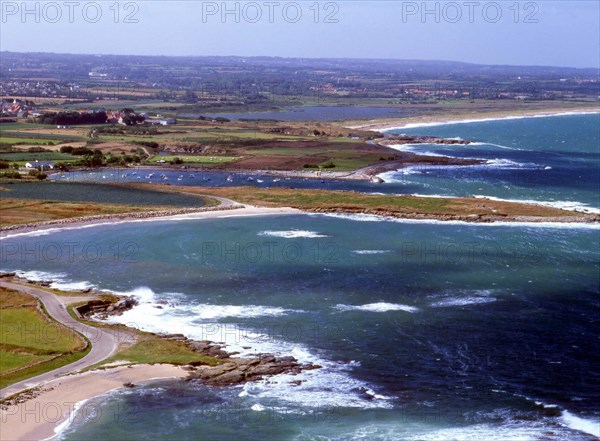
25 161 55 170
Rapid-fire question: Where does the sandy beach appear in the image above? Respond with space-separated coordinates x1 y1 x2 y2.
345 107 600 132
0 364 188 441
0 205 301 239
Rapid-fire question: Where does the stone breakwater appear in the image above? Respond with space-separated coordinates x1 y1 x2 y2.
0 205 243 234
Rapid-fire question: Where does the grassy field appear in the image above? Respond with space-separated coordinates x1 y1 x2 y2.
138 185 588 220
149 155 240 164
1 181 212 205
1 119 385 172
100 334 222 367
0 197 190 227
0 137 60 145
0 151 77 162
0 287 88 389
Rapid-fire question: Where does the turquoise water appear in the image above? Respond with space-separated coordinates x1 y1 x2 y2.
1 215 598 440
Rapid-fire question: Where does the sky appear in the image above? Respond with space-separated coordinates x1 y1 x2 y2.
1 1 599 68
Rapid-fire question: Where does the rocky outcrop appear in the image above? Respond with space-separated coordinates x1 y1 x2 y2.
151 334 320 386
187 353 320 386
76 297 138 318
382 135 472 145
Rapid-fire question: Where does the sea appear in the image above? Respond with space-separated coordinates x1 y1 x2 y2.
2 113 599 440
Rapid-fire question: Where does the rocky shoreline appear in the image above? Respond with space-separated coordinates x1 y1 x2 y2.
81 297 320 386
381 134 473 145
307 207 600 224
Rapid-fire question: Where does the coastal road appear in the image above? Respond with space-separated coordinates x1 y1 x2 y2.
0 281 136 400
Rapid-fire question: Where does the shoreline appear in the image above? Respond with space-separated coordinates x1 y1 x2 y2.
1 364 188 441
1 197 597 240
0 205 302 239
345 108 600 132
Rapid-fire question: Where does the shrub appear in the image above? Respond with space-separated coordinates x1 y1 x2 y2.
0 161 9 169
72 147 93 156
0 171 21 179
60 145 74 153
321 161 336 169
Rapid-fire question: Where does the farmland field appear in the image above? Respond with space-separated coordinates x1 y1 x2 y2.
0 287 87 388
149 155 240 164
0 182 210 207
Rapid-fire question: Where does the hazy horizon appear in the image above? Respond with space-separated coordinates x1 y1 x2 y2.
1 1 599 69
1 50 598 71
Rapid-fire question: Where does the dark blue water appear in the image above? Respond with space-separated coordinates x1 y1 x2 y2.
383 113 600 212
1 215 598 440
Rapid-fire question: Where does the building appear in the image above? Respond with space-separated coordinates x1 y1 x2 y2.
146 118 176 126
25 161 55 170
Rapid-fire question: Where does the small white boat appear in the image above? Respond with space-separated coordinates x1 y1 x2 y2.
227 176 234 182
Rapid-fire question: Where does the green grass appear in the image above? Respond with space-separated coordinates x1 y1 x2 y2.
316 155 384 171
0 136 59 145
0 351 38 372
0 151 77 162
0 345 91 390
0 131 85 141
149 155 240 164
0 287 90 389
0 309 82 352
100 335 222 367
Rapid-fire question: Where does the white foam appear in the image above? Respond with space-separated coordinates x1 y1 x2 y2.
352 250 392 255
48 398 90 441
334 302 419 313
316 212 600 229
105 287 302 323
471 142 522 150
385 143 450 157
257 230 329 238
101 287 394 411
0 228 64 240
405 423 554 441
561 410 600 438
473 195 600 215
51 280 94 291
10 270 94 292
430 296 497 308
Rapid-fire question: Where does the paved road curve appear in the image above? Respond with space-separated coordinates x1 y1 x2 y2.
0 281 136 400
